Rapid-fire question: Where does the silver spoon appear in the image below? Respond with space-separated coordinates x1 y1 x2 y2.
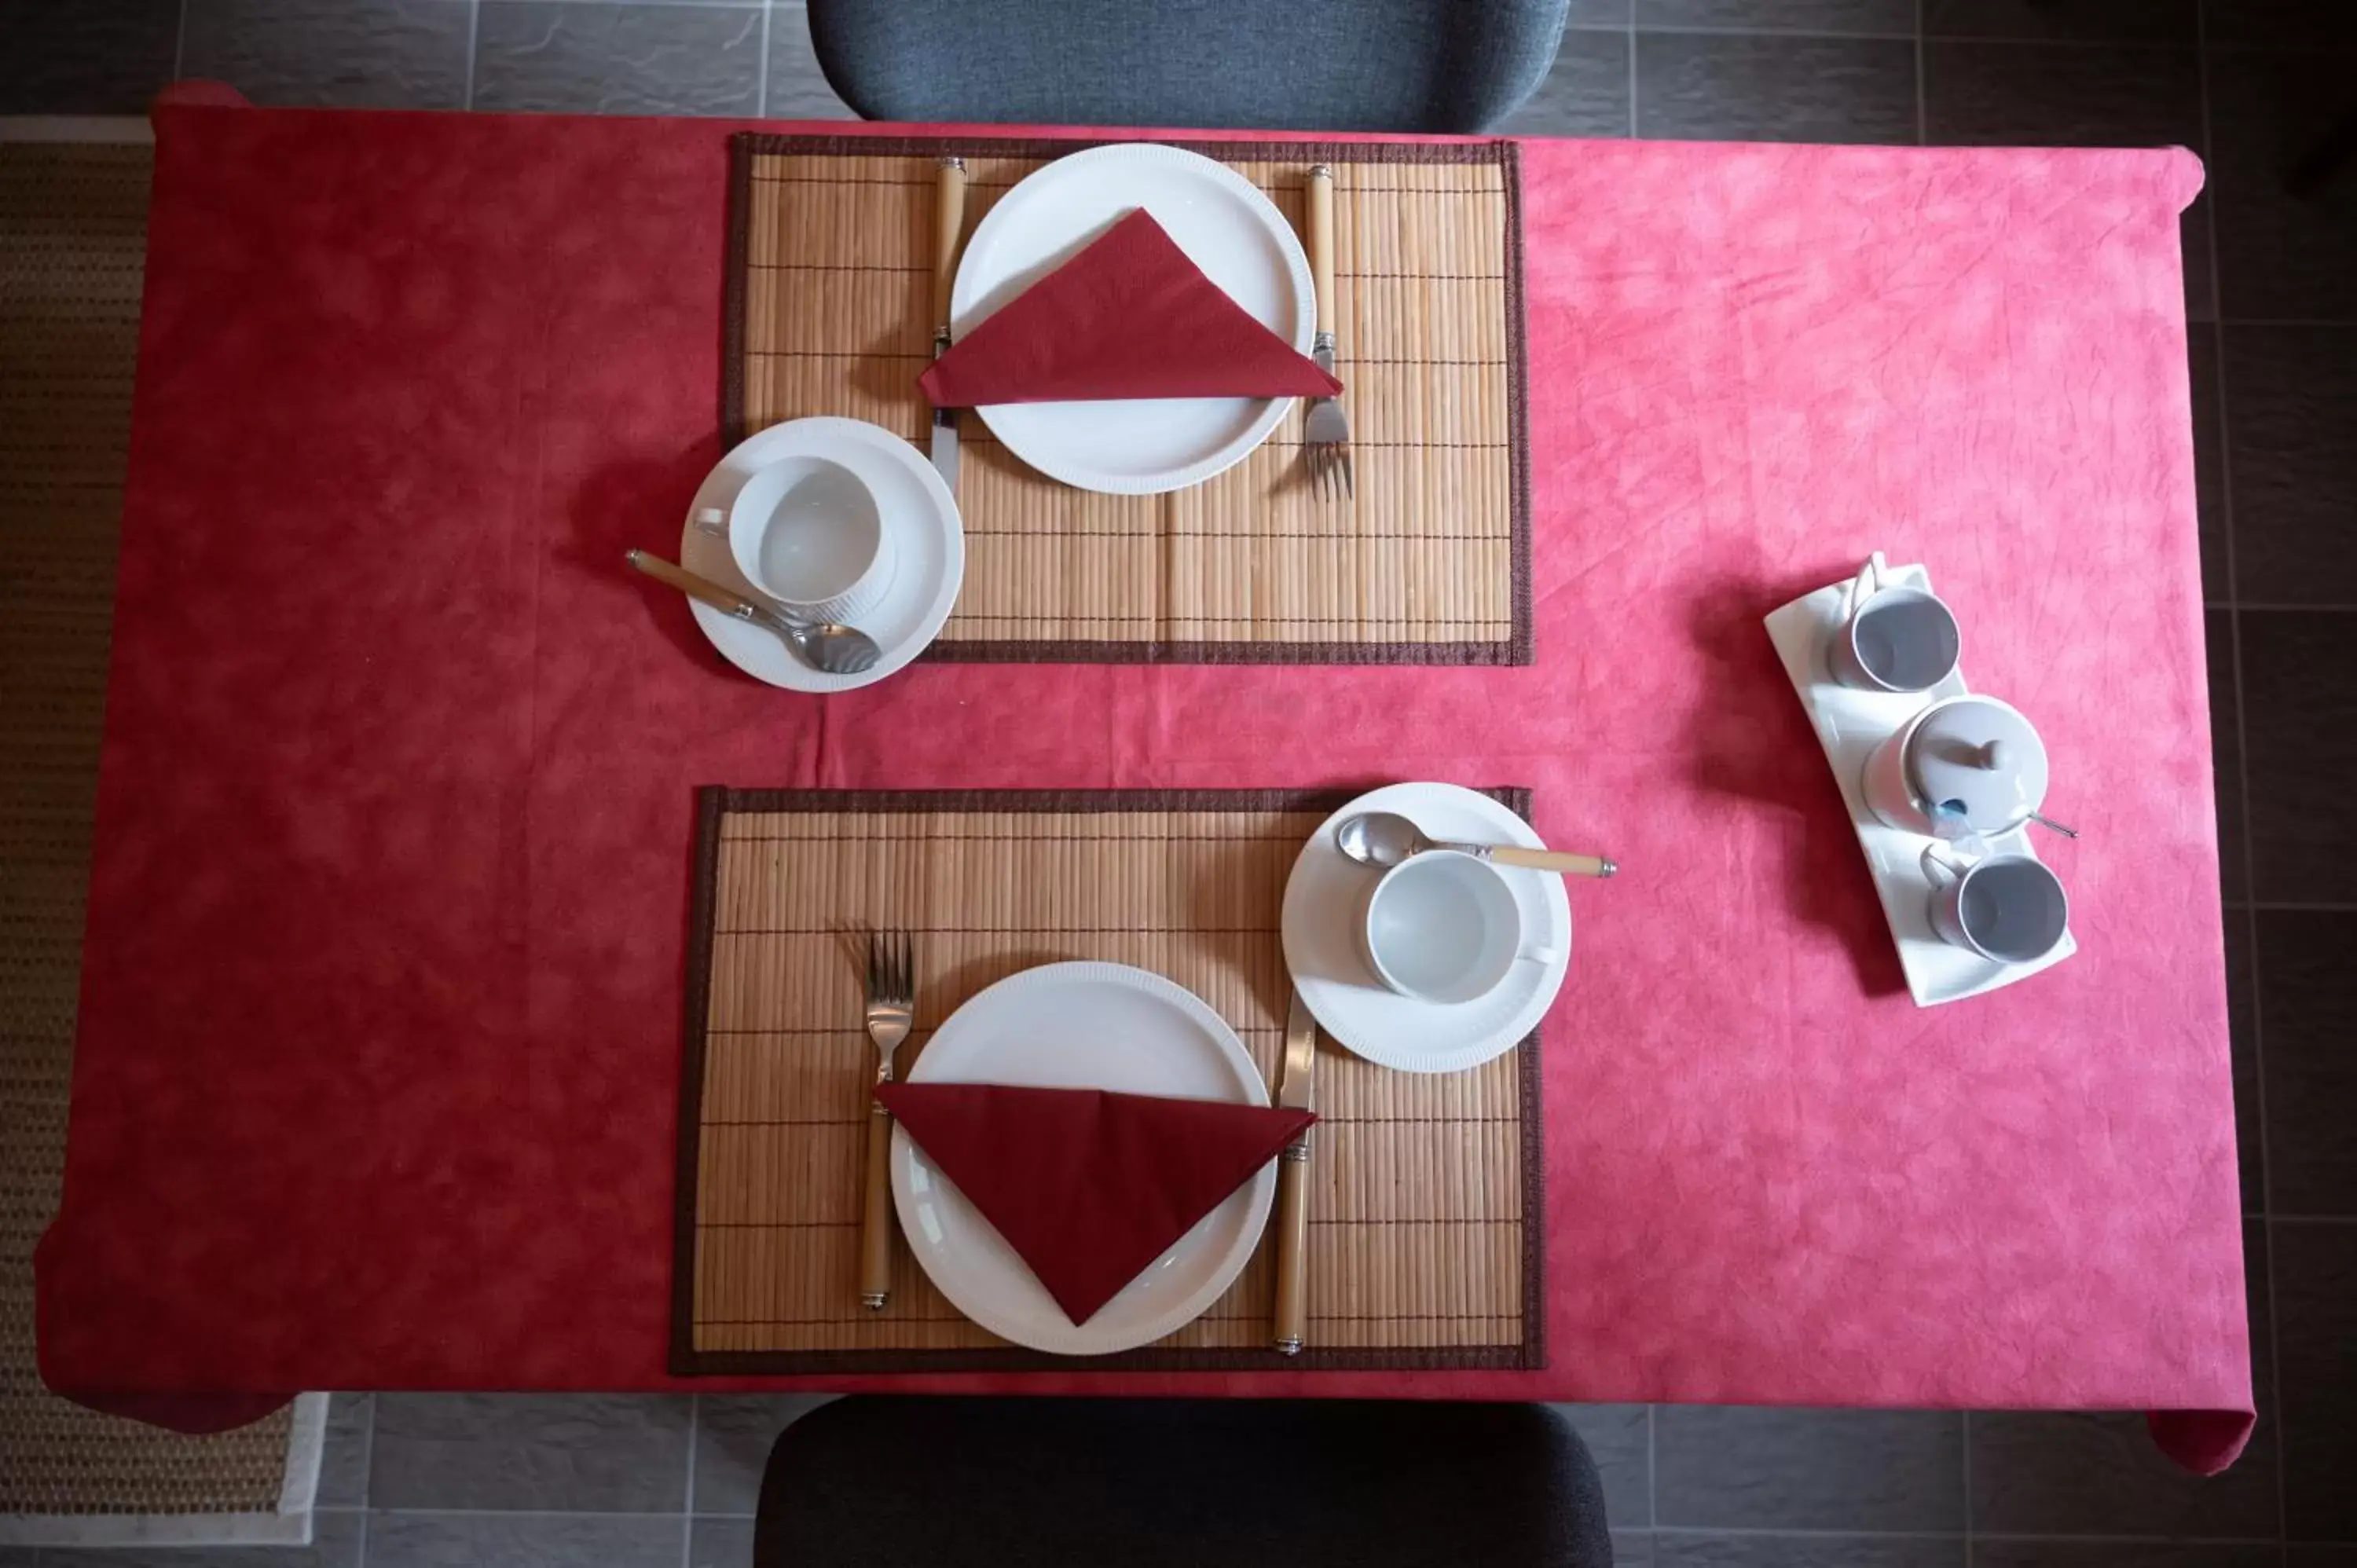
1335 810 1615 879
1933 797 2080 842
627 550 882 676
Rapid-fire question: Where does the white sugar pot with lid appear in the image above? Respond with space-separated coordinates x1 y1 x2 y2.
1863 694 2061 839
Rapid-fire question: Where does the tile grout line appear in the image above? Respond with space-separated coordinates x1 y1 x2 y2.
681 1394 700 1568
1574 21 2357 49
1568 21 2219 46
1626 13 1639 140
2198 2 2287 1548
1647 1402 1657 1528
355 1395 376 1568
1913 0 1927 147
1960 1409 1973 1568
1654 1529 1967 1541
320 1511 2342 1544
1974 1535 2304 1548
1573 24 1896 41
464 0 481 112
1650 1529 2293 1543
344 1508 707 1518
755 0 772 119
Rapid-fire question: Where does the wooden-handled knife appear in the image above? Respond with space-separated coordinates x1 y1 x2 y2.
1273 988 1318 1354
930 156 967 490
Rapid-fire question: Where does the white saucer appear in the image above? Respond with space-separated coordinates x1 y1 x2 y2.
889 962 1274 1356
678 417 963 691
1280 783 1573 1075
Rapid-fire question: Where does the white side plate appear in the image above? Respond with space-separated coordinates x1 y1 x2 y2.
889 962 1274 1356
679 417 963 693
950 142 1314 496
1281 782 1572 1075
1762 560 2076 1006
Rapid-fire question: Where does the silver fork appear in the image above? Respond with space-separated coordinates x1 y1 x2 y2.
1303 164 1354 501
859 929 914 1310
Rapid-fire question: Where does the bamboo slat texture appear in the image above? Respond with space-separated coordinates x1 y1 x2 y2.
674 788 1543 1373
724 135 1531 665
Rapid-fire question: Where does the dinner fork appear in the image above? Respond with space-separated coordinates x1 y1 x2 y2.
1302 164 1353 501
860 929 914 1310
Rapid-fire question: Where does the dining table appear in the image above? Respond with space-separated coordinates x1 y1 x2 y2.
34 88 2253 1475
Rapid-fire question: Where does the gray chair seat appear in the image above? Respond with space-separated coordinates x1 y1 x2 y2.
753 1397 1614 1567
805 0 1571 132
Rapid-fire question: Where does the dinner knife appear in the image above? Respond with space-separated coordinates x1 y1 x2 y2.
930 156 967 490
1273 987 1318 1354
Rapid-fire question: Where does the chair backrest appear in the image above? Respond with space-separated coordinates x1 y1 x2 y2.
754 1397 1614 1567
805 0 1571 133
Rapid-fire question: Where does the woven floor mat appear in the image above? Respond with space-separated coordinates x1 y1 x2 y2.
723 134 1530 665
0 137 311 1537
673 787 1543 1374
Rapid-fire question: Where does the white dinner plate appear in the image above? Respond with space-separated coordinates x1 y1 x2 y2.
889 962 1274 1356
949 142 1314 495
678 417 963 692
1281 783 1574 1075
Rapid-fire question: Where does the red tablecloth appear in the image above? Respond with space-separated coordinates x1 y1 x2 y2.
37 97 2251 1472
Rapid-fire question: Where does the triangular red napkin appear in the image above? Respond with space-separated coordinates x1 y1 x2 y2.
874 1081 1314 1324
917 209 1343 408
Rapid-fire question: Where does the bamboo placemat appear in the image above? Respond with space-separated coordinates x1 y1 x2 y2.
722 134 1531 665
673 787 1545 1374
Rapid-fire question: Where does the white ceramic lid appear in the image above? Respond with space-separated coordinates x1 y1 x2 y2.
1905 695 2047 830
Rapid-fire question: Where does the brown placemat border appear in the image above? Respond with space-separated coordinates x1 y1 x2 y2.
719 133 1533 668
669 784 1547 1376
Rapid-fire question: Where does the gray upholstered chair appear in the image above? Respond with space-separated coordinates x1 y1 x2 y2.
805 0 1573 133
753 1398 1615 1567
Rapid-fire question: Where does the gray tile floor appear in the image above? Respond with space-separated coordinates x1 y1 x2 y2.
6 1 2355 1563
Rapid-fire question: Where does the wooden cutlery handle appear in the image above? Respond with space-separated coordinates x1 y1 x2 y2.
626 549 747 617
1272 1139 1310 1353
933 156 967 340
1307 165 1334 338
860 1101 893 1310
1490 846 1617 878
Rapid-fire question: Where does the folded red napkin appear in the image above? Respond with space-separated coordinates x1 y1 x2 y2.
874 1080 1315 1324
917 209 1343 408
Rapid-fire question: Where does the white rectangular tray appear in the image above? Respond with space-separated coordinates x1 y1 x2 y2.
1763 560 2074 1007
